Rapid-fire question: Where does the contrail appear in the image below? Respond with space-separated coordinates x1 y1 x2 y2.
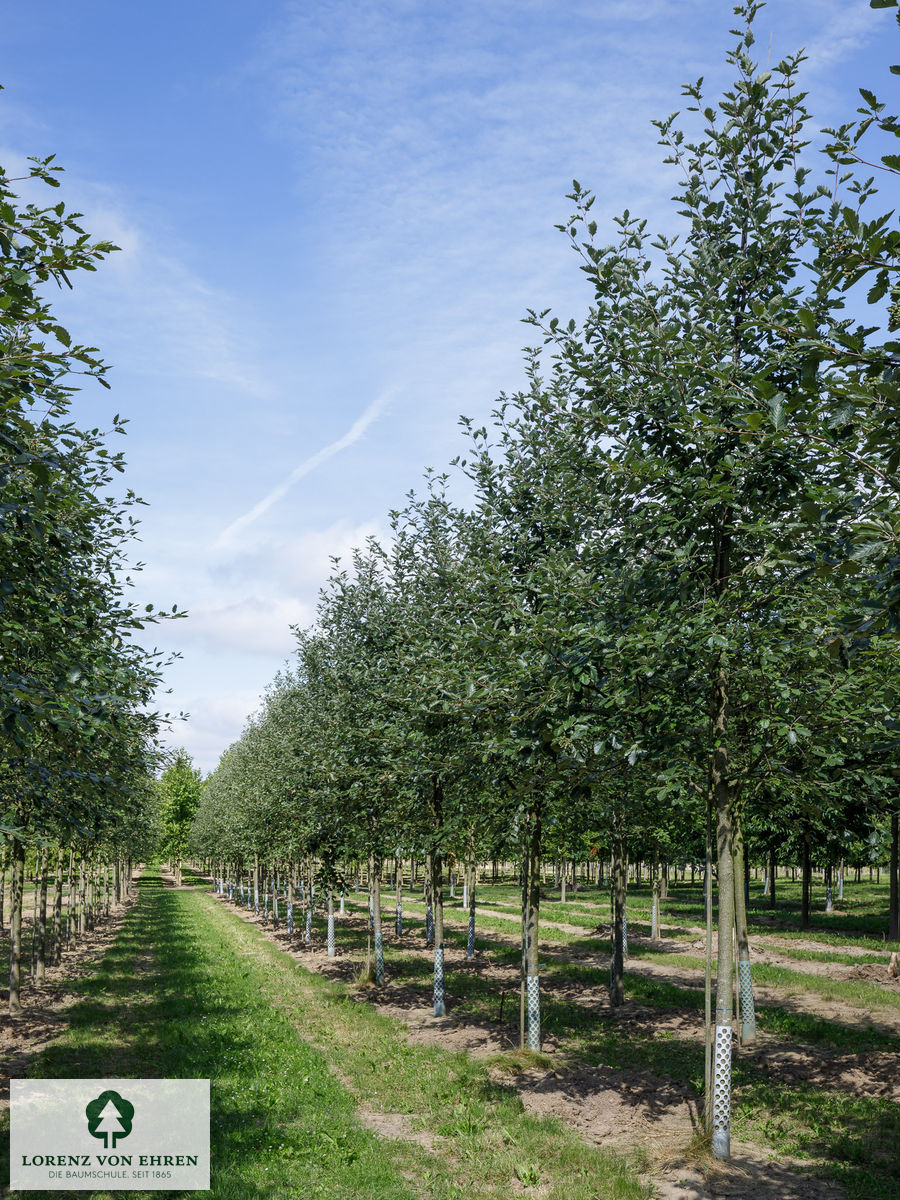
217 388 394 547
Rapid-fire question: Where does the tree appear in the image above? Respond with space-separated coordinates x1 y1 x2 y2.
158 750 204 887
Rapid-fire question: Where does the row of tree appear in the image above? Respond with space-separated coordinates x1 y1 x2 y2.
193 2 900 1160
0 112 179 1011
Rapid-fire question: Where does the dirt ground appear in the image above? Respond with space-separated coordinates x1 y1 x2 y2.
0 871 142 1114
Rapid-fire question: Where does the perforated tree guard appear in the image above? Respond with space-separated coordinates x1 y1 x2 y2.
738 959 756 1040
622 912 628 959
396 902 402 937
339 891 345 915
264 893 269 920
327 909 335 956
462 883 468 909
434 944 445 1016
711 1023 731 1159
426 904 434 944
467 913 475 959
651 900 658 937
375 930 384 983
826 887 834 913
305 908 312 944
526 974 541 1051
287 902 294 935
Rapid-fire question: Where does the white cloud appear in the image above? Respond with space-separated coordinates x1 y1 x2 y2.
801 1 880 73
217 389 395 546
177 596 312 655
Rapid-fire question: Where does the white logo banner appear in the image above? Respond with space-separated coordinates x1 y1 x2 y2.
10 1079 210 1191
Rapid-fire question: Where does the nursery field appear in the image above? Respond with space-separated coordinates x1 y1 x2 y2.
3 866 898 1200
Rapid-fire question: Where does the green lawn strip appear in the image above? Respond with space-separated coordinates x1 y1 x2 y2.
352 896 616 953
632 950 900 1013
772 946 893 968
201 890 650 1200
747 924 900 953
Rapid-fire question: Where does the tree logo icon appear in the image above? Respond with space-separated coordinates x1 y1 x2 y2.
85 1090 134 1149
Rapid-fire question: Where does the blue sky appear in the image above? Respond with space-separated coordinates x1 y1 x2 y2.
1 1 893 772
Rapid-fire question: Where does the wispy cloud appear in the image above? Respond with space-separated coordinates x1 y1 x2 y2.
801 0 880 74
217 387 395 546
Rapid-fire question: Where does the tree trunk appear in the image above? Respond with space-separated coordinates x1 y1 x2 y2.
51 845 64 966
521 802 542 1048
801 834 811 929
732 816 756 1044
768 845 777 909
888 810 898 942
8 836 25 1013
709 659 734 1161
467 852 476 959
372 854 384 984
35 849 49 984
0 840 8 931
395 859 403 937
609 825 626 1007
424 852 434 947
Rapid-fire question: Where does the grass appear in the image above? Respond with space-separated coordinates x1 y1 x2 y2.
2 866 649 1200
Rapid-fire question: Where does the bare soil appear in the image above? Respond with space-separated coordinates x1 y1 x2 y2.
0 872 142 1113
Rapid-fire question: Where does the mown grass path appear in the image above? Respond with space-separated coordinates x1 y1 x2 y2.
3 868 647 1200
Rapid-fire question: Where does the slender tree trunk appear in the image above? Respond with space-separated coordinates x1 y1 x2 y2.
768 846 777 909
372 854 384 984
395 859 402 938
30 849 41 976
51 845 64 966
523 803 542 1049
704 783 714 1136
433 846 445 1015
609 823 626 1007
0 840 8 931
9 836 26 1013
732 816 756 1044
801 833 811 929
466 848 476 960
888 810 898 941
424 852 434 947
709 658 734 1160
36 849 49 984
432 778 446 1016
